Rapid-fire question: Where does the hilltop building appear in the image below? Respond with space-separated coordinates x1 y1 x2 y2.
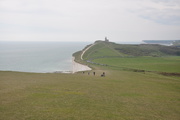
105 37 109 42
95 37 110 43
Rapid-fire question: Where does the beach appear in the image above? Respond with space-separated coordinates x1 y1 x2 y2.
72 43 95 73
72 57 91 73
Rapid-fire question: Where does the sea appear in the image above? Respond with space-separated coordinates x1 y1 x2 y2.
0 41 90 73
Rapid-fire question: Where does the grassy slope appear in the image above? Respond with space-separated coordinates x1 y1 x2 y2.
82 42 122 60
83 41 180 73
1 41 180 120
93 56 180 73
114 44 180 56
0 71 180 120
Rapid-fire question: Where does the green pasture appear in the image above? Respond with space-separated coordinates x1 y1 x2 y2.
92 56 180 73
82 42 122 60
0 71 180 120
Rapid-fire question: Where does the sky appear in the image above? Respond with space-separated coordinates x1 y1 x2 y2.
0 0 180 42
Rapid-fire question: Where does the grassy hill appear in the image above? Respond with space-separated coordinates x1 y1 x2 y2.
77 41 180 73
93 56 180 73
1 41 180 120
82 41 123 60
82 41 180 58
1 70 180 120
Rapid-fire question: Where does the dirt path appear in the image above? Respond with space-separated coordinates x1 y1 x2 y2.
81 43 95 60
72 43 96 73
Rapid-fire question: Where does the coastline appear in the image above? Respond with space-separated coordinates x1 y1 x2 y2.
72 57 91 73
0 57 92 74
71 42 95 73
0 41 92 74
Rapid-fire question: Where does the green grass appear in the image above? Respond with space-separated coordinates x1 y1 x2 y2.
82 41 180 59
83 42 122 60
0 71 180 120
114 44 180 56
93 56 180 73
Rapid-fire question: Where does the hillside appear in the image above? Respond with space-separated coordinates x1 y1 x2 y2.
74 40 180 73
82 41 180 59
143 40 180 46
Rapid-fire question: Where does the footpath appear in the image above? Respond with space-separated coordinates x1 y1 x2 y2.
72 43 95 73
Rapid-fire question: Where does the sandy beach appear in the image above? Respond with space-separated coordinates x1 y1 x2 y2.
71 43 95 73
72 57 91 73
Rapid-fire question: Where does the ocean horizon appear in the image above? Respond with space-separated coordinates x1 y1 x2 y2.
0 41 90 73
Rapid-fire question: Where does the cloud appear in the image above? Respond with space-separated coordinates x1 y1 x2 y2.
0 0 180 42
139 8 180 25
130 0 180 25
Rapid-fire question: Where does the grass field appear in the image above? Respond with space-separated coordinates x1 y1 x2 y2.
0 71 180 120
92 56 180 73
82 42 122 60
1 41 180 120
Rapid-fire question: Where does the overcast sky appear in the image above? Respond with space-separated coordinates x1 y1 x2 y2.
0 0 180 42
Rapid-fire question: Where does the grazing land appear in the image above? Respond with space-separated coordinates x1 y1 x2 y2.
0 41 180 120
1 70 180 120
93 56 180 73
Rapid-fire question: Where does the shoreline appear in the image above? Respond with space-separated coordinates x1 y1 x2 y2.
0 43 93 74
72 57 91 73
0 57 92 74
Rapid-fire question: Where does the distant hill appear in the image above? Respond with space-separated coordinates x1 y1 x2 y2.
114 44 180 57
143 40 180 46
